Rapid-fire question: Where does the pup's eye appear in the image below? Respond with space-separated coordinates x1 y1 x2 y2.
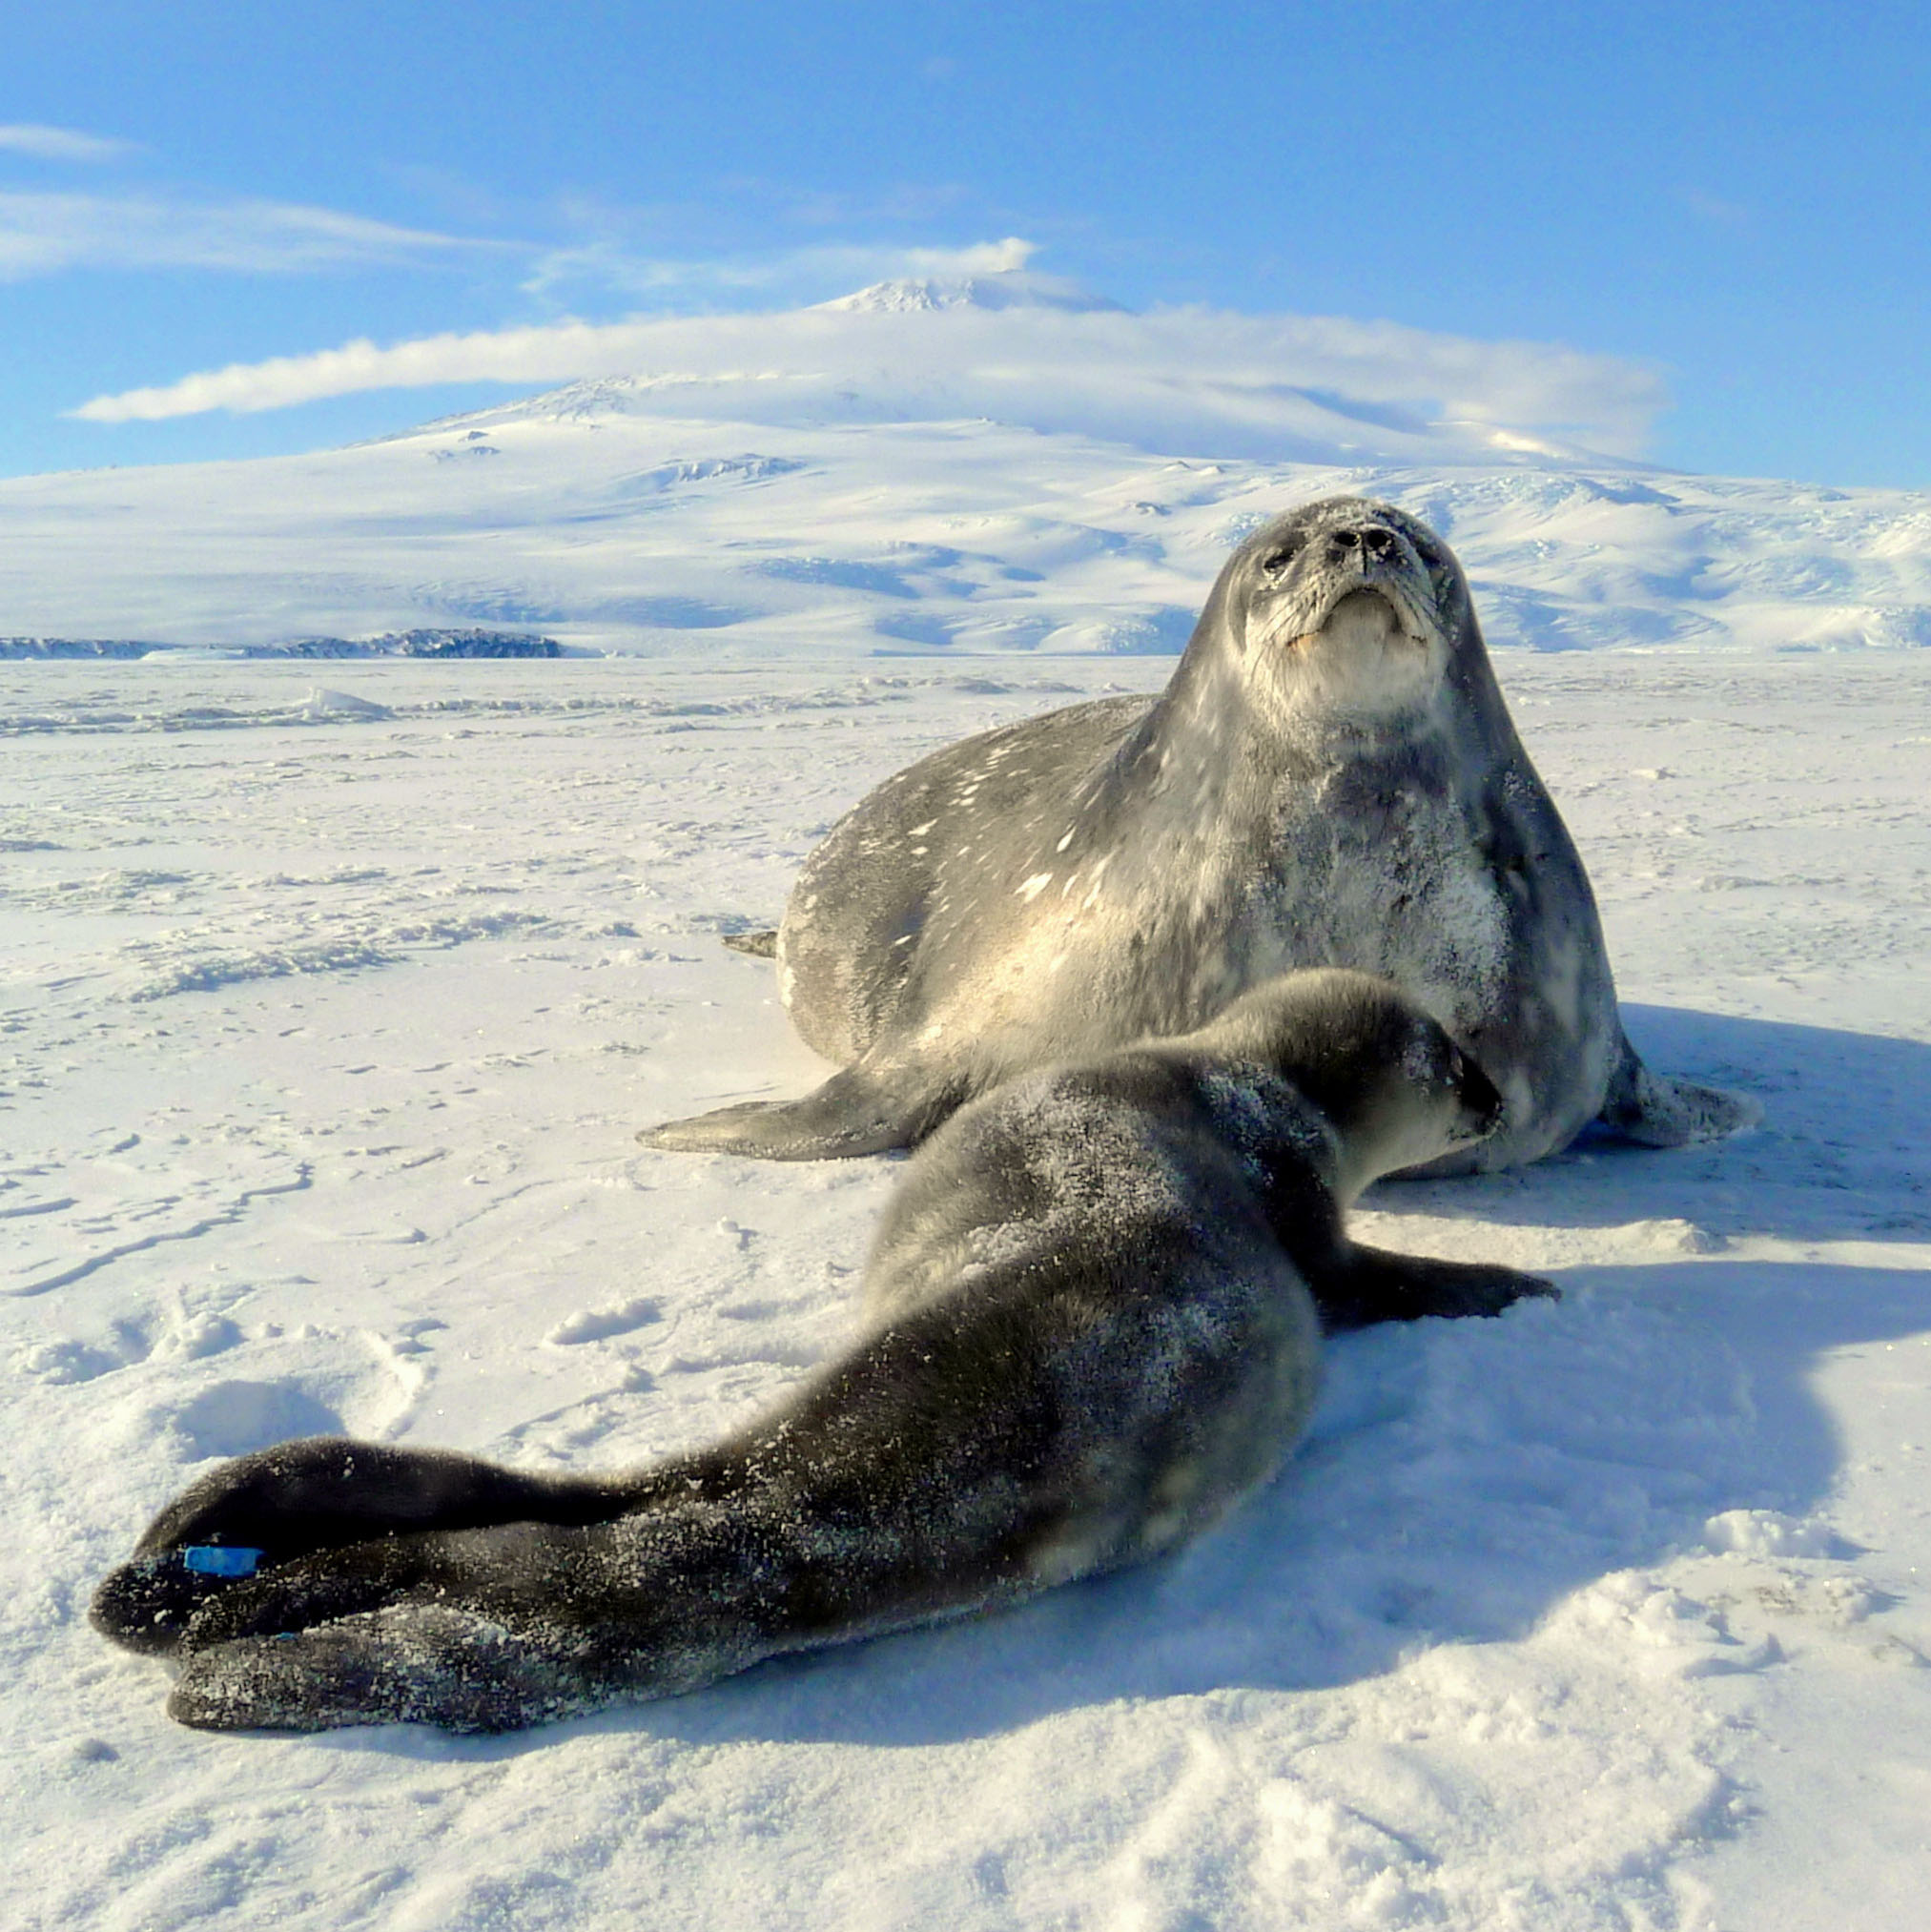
1259 541 1300 574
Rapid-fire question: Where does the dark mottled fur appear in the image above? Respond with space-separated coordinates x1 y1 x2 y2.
93 972 1552 1734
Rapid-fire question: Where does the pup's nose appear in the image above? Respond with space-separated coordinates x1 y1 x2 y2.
1460 1058 1505 1131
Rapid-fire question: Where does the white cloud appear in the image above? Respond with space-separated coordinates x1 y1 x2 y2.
0 123 138 163
73 318 660 421
71 260 1666 461
0 190 494 279
1680 187 1752 226
897 237 1035 276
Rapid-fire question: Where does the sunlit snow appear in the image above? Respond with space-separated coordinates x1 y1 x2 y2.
4 282 1929 1929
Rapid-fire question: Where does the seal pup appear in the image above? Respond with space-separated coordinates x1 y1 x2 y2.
645 496 1756 1168
92 970 1551 1734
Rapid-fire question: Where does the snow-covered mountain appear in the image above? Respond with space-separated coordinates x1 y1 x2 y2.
814 272 1128 314
2 275 1927 656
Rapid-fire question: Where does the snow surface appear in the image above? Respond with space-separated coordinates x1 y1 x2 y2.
4 644 1928 1930
5 282 1931 1923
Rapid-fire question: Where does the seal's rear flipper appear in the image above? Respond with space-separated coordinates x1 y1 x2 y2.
92 1548 272 1655
90 1437 635 1656
1596 1029 1762 1148
723 929 779 958
170 1603 602 1734
640 1065 953 1161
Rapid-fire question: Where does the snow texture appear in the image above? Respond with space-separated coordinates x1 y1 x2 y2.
2 323 1929 1922
3 641 1926 1929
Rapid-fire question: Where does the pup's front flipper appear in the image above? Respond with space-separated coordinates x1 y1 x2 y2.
1316 1245 1558 1331
640 1063 955 1161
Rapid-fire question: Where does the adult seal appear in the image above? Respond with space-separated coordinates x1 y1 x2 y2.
91 970 1552 1733
646 495 1756 1167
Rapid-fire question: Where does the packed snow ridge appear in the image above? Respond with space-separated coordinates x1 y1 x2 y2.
0 627 561 661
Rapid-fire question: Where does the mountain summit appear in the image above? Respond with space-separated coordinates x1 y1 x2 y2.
815 273 1128 316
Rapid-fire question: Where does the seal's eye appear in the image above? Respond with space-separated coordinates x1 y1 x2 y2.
1259 540 1301 575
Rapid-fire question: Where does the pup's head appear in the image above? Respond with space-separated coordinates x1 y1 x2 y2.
1199 968 1503 1198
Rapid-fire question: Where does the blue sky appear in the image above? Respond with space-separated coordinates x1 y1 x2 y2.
4 0 1926 487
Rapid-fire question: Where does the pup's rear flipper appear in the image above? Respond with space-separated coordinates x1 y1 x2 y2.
170 1603 605 1735
640 1064 954 1161
1596 1028 1762 1147
722 929 779 958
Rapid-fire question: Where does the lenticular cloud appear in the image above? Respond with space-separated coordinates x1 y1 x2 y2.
72 268 1665 463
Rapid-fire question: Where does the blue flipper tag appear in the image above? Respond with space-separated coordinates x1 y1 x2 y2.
182 1546 264 1578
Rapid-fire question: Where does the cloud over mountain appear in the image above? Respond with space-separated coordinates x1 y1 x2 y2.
0 123 139 164
72 267 1666 462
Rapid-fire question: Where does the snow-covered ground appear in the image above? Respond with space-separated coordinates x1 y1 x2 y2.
4 642 1927 1930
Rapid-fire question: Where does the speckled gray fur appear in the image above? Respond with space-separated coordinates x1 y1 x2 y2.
91 971 1551 1734
645 495 1757 1169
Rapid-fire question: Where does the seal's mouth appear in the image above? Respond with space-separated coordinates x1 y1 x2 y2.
1326 585 1405 626
1300 584 1424 649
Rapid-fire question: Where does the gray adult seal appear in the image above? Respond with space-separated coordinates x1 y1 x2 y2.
647 495 1756 1167
91 970 1551 1733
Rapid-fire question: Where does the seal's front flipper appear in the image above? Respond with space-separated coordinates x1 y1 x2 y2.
1596 1028 1762 1148
641 1064 955 1161
1315 1244 1558 1331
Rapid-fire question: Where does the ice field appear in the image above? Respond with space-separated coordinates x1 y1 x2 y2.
4 638 1927 1929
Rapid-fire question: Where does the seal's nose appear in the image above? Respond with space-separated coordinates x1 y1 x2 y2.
1328 525 1401 565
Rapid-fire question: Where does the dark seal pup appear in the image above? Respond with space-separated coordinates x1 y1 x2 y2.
646 495 1756 1167
92 970 1551 1734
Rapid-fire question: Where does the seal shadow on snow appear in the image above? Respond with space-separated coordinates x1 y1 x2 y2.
1387 1004 1929 1246
612 1259 1928 1753
331 1256 1930 1762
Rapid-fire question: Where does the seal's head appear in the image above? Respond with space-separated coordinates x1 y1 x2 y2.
1218 498 1466 724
